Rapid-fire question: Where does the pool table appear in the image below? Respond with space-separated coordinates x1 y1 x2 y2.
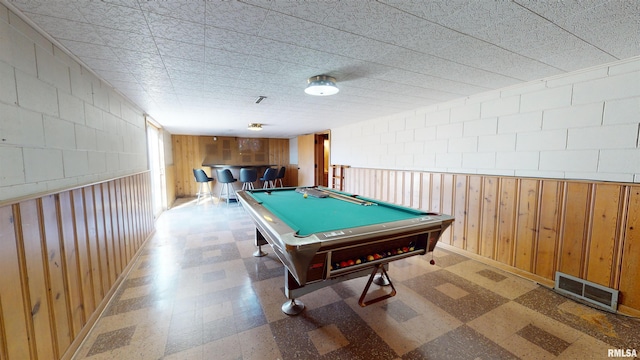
237 186 454 315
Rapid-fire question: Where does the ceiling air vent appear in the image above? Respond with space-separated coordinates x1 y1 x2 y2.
554 272 619 312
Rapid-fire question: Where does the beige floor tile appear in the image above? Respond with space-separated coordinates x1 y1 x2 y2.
201 335 243 360
308 324 350 356
444 260 538 299
557 333 616 359
467 302 538 343
237 324 283 360
499 334 557 359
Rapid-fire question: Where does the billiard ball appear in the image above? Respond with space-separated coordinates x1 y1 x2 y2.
303 193 308 198
366 255 374 261
430 259 436 265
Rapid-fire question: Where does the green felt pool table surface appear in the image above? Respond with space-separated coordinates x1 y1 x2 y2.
246 188 428 236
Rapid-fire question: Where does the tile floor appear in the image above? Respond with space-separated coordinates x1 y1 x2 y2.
72 197 640 360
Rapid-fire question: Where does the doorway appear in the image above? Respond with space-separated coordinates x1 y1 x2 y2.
297 131 330 187
146 119 166 217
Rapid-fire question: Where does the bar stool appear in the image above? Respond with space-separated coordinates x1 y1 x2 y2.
240 167 257 190
260 167 278 188
216 169 237 204
275 166 286 187
192 169 214 204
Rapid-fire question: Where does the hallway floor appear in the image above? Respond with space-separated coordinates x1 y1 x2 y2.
72 197 639 360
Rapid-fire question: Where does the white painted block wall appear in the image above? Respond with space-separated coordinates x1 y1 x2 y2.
332 57 640 183
0 4 148 201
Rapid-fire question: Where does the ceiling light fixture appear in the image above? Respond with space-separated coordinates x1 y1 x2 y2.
247 123 263 131
304 75 339 96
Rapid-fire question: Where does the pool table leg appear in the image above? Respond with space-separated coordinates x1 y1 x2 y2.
281 299 305 316
253 228 268 257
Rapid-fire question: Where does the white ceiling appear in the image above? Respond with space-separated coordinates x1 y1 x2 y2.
5 0 640 138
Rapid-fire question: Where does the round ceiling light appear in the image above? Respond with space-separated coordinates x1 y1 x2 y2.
304 75 339 96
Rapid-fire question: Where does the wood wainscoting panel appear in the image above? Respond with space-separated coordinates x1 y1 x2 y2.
419 173 432 212
514 179 539 273
342 168 640 314
586 184 623 287
0 172 154 360
480 177 499 260
41 195 73 355
17 200 56 359
558 182 591 278
0 205 31 360
497 178 517 266
452 175 467 249
465 175 482 254
58 191 86 337
619 186 640 311
535 180 562 280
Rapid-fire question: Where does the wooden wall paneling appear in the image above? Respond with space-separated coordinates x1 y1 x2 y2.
71 189 96 318
496 178 517 265
100 182 119 286
83 188 104 308
131 175 141 249
480 177 499 259
619 186 640 311
361 168 369 197
558 182 591 278
431 174 442 213
57 191 85 336
402 171 412 207
172 136 184 196
466 175 482 254
535 181 562 280
513 179 539 273
17 200 56 359
93 185 111 295
41 195 73 354
441 174 455 245
412 172 421 209
586 184 622 287
107 181 122 278
114 180 127 277
373 169 382 200
165 164 176 207
420 173 432 211
452 175 468 249
0 205 31 359
380 170 389 202
120 178 131 263
387 170 396 204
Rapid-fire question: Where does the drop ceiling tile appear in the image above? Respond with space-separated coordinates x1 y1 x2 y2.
58 40 118 61
205 26 258 53
115 48 165 67
204 1 269 35
163 56 204 74
16 1 85 22
155 38 204 62
437 36 560 80
74 1 149 35
241 56 286 74
379 0 470 23
246 0 339 23
94 27 158 54
204 48 247 68
138 0 205 23
24 13 104 44
144 11 204 44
